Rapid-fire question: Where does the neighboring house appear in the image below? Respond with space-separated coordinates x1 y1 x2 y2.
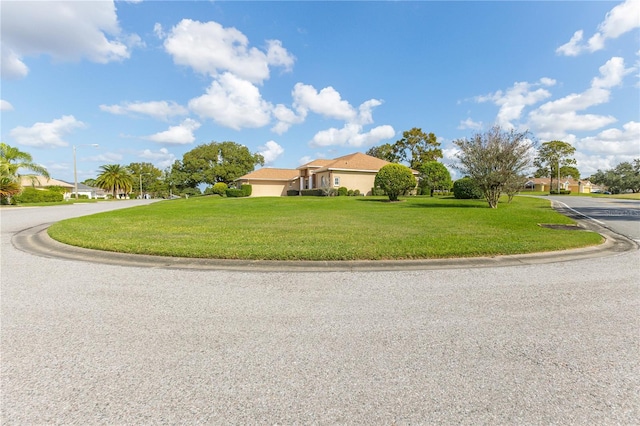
233 168 300 197
19 176 107 199
524 177 593 193
235 152 419 197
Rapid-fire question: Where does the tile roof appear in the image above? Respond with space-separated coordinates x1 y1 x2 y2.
19 176 74 188
297 159 333 170
316 152 391 172
236 167 299 181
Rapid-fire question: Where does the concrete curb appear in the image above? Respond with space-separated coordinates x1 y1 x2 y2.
12 215 638 272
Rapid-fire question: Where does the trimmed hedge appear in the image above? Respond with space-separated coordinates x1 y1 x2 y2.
550 189 571 195
241 184 252 196
301 189 324 196
14 187 64 204
287 190 299 196
225 188 245 197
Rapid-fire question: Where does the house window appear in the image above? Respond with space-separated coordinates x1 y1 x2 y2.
334 177 340 187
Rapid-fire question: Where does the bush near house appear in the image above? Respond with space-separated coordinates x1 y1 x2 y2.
241 184 252 196
453 177 483 199
550 190 571 195
210 182 228 196
301 189 325 196
338 186 348 196
287 190 299 196
13 187 64 203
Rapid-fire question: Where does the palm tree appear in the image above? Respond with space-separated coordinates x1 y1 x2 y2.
94 164 134 199
1 142 50 203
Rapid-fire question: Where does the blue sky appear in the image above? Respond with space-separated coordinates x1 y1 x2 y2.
1 0 639 183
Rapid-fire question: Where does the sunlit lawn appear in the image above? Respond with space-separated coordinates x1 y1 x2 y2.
48 195 603 260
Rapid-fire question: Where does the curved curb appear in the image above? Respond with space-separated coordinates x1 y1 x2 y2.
12 218 637 272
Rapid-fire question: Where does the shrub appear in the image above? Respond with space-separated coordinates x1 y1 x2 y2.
287 190 299 196
13 187 64 204
371 187 386 196
353 189 361 196
301 189 325 196
374 163 417 201
338 186 348 196
225 188 245 197
212 182 228 196
347 189 354 196
241 184 252 196
550 189 571 195
453 177 483 199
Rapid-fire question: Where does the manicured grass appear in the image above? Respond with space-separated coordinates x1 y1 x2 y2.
47 196 603 260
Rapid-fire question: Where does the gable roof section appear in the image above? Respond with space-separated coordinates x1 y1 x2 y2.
315 152 391 173
20 176 74 188
236 168 299 181
297 158 333 170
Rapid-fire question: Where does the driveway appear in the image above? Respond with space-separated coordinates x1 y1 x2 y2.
1 199 638 424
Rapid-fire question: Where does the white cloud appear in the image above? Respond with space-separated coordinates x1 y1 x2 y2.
271 104 307 134
86 152 122 163
100 100 188 121
591 56 634 88
258 140 285 164
9 115 86 148
310 123 395 148
1 100 14 111
144 118 201 145
139 147 177 170
163 19 294 84
557 0 640 56
292 83 356 121
527 57 631 139
458 118 483 130
475 78 554 128
0 1 140 79
576 121 640 156
189 73 272 130
556 30 585 57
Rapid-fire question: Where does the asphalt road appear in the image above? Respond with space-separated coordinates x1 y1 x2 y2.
1 199 639 424
546 195 640 243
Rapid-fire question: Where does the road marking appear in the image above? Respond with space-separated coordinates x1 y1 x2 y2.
554 200 606 225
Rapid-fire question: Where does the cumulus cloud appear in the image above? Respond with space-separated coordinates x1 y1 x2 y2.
1 1 140 79
163 19 294 84
100 101 188 121
576 121 640 156
292 83 356 121
557 0 640 56
527 57 631 140
144 118 201 144
9 115 86 148
310 123 395 148
189 73 272 130
258 140 285 164
475 78 555 129
271 104 307 134
1 100 14 111
139 147 177 169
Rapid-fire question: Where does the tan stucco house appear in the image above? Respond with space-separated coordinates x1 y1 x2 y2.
235 152 419 197
524 177 594 193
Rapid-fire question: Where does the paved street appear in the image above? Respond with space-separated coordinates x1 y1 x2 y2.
1 200 639 424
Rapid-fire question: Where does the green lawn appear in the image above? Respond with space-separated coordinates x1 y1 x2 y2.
47 195 603 260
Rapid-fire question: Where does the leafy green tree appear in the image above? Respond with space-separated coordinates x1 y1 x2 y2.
503 174 528 203
366 143 400 163
95 164 134 199
127 162 162 197
81 178 97 187
533 141 577 193
374 163 417 202
453 126 534 208
418 161 452 197
394 128 443 170
172 141 264 187
452 177 483 199
1 143 50 203
590 159 640 193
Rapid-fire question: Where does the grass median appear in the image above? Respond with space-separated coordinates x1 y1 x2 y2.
47 195 603 261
